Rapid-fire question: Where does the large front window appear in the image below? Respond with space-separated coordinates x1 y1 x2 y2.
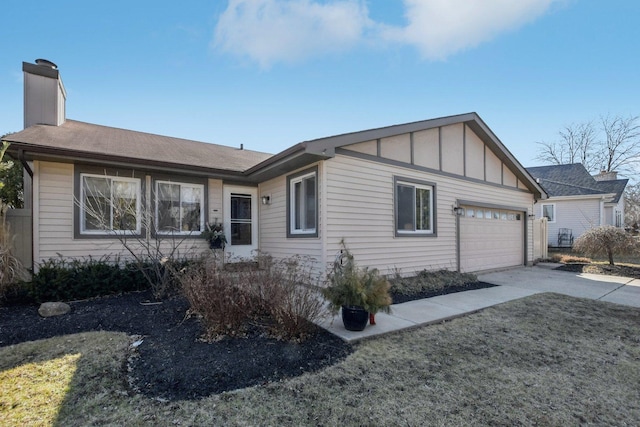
156 181 204 234
396 180 434 234
80 174 141 234
288 169 317 237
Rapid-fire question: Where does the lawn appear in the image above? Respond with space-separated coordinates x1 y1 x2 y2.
1 293 639 426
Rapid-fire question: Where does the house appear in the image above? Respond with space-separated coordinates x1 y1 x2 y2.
5 59 547 277
526 163 628 248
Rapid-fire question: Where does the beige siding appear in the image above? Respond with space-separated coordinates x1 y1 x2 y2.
258 163 324 270
324 155 535 276
503 165 517 187
485 149 502 184
34 161 208 268
380 134 411 163
208 179 223 224
413 128 439 170
464 125 484 180
343 140 377 156
441 124 464 175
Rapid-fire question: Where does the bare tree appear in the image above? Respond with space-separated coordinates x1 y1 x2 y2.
598 114 640 175
535 121 597 170
624 181 640 228
535 114 640 176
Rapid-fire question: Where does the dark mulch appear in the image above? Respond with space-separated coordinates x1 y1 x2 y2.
555 263 640 279
390 281 497 305
0 290 352 401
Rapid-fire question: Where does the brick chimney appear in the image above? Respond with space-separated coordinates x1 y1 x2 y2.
23 59 66 129
593 170 618 181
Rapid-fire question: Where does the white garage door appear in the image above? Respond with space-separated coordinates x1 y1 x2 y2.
459 205 524 273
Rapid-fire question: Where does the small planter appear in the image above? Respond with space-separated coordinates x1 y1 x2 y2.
209 238 224 249
341 305 369 331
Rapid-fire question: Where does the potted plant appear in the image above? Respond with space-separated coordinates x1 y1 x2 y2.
202 221 227 249
322 243 392 331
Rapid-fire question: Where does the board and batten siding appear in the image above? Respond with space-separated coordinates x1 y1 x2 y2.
33 160 209 267
323 154 535 276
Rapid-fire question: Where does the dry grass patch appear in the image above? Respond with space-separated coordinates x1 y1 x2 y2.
2 294 640 426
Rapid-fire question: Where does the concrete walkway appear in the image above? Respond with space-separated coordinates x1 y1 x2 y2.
318 264 640 342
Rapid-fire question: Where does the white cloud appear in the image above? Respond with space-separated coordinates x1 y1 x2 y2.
384 0 561 60
212 0 562 66
213 0 371 68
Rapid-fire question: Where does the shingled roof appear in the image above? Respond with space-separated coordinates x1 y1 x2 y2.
5 120 273 175
526 163 627 203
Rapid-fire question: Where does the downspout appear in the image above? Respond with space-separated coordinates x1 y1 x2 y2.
19 150 35 274
18 149 34 178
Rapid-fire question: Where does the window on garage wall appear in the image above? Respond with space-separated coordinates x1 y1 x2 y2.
395 177 436 236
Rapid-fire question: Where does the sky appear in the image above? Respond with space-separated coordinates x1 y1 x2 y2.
1 0 639 171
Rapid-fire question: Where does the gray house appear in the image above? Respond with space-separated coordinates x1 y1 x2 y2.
6 59 547 277
526 163 628 247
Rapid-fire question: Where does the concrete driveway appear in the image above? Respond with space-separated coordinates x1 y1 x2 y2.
478 263 640 308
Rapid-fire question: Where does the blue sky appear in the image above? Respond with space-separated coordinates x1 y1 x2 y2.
1 0 638 170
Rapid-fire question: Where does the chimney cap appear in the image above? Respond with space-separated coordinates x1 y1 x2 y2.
35 58 58 69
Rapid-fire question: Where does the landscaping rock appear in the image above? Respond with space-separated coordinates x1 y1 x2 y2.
38 302 71 317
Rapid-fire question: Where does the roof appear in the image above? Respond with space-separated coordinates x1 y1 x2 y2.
5 120 273 175
526 163 628 203
290 112 547 200
5 113 546 199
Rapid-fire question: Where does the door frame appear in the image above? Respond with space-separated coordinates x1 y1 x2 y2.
223 185 258 259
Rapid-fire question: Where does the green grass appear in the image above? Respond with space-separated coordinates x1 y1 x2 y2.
2 294 639 426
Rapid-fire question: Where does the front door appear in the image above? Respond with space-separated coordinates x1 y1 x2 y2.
223 186 258 259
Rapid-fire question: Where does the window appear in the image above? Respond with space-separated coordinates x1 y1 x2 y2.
80 174 141 234
615 210 622 228
156 181 204 234
542 204 555 222
396 179 434 234
287 169 317 237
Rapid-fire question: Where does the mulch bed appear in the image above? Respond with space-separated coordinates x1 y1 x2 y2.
0 290 352 401
391 281 497 304
555 263 640 279
0 280 497 401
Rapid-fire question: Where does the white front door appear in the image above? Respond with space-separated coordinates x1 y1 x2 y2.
223 186 258 259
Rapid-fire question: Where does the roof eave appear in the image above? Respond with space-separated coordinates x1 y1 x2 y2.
7 142 248 180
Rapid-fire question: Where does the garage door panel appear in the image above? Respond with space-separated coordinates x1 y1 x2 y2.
460 206 524 272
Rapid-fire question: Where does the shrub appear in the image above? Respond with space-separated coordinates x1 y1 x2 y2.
389 269 477 296
178 253 324 342
0 219 29 304
28 256 150 302
572 226 639 265
322 244 392 315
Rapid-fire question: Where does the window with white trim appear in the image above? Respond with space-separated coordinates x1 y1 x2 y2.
155 181 204 234
542 204 555 222
396 180 434 234
288 170 317 236
80 174 141 234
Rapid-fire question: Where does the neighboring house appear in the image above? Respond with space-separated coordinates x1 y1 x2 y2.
526 163 628 248
5 59 547 277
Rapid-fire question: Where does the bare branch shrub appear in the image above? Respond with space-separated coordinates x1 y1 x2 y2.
177 252 324 342
572 226 639 265
0 211 29 303
77 176 202 298
179 254 255 339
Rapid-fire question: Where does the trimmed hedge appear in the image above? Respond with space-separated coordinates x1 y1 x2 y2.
27 256 149 302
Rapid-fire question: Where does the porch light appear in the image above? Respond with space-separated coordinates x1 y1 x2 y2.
452 206 464 216
261 195 271 205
